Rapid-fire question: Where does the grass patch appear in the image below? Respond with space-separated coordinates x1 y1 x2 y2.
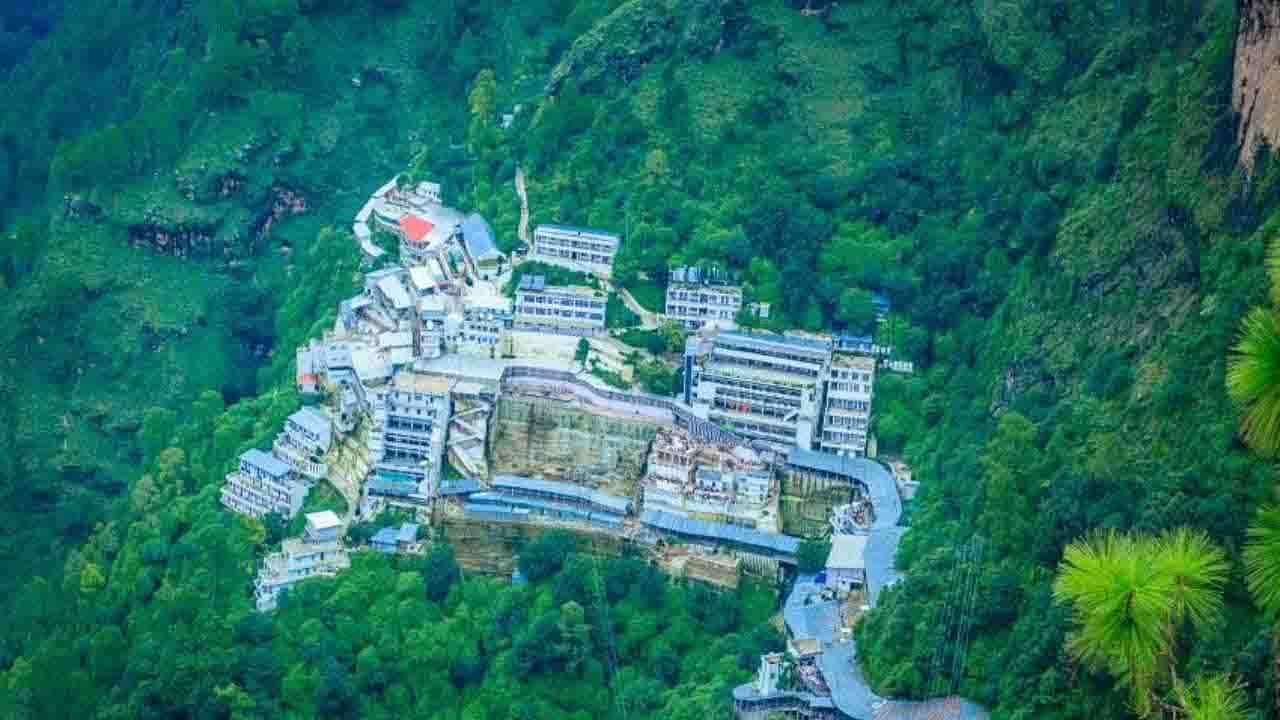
622 278 665 313
606 293 640 328
505 260 597 296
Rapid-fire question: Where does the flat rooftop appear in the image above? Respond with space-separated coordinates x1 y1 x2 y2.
717 330 832 355
535 223 620 241
392 371 454 394
306 510 341 530
833 354 877 370
518 282 602 298
826 534 868 571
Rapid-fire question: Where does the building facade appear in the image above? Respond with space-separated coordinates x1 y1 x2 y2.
684 332 832 450
273 407 332 480
529 224 619 278
818 355 875 457
824 534 868 592
513 275 607 336
665 267 743 330
221 449 308 519
457 290 513 352
367 372 452 501
255 515 351 612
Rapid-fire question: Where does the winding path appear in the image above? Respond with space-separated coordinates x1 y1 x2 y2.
734 456 988 720
617 286 661 329
515 166 530 245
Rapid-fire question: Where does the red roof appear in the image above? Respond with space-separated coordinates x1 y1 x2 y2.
399 214 434 244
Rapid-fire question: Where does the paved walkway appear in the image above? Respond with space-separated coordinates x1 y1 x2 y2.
515 166 530 245
617 286 661 329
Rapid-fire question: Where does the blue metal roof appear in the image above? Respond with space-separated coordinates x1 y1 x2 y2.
492 475 632 515
242 448 291 478
785 452 902 531
640 510 800 555
464 503 531 521
462 213 501 261
371 527 399 545
717 330 832 355
367 477 417 497
436 478 483 496
536 223 620 241
397 523 419 542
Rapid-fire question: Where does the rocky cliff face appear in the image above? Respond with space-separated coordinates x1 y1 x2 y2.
1236 0 1280 167
489 395 657 495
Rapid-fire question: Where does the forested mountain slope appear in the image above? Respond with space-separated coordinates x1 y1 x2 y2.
1 0 1277 718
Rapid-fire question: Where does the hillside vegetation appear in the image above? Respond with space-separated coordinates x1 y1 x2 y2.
2 0 1278 718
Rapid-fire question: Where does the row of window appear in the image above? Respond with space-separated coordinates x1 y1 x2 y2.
518 307 604 321
534 248 612 265
666 291 741 305
830 368 873 381
713 398 794 421
714 385 802 409
387 417 437 433
518 295 604 309
825 398 871 412
827 381 872 395
668 305 736 318
533 237 617 254
697 371 804 398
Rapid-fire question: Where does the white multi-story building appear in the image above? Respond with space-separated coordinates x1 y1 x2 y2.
529 224 619 278
683 331 832 450
416 294 449 360
513 275 606 336
819 354 875 457
255 512 351 611
457 286 513 353
221 449 308 519
366 372 452 501
665 266 742 331
273 407 332 481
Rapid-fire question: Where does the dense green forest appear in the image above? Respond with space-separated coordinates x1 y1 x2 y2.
4 0 1280 717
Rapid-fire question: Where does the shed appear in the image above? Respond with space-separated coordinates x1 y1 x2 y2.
825 534 868 592
305 511 342 543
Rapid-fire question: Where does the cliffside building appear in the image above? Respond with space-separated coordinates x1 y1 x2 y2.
255 511 351 611
514 275 607 336
366 372 452 502
458 285 514 352
221 449 308 519
529 224 619 278
818 355 875 457
683 331 832 450
273 407 332 480
665 266 743 331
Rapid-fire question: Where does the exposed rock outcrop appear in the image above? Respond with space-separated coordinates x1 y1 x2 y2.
489 395 657 496
128 223 219 258
1236 0 1280 168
